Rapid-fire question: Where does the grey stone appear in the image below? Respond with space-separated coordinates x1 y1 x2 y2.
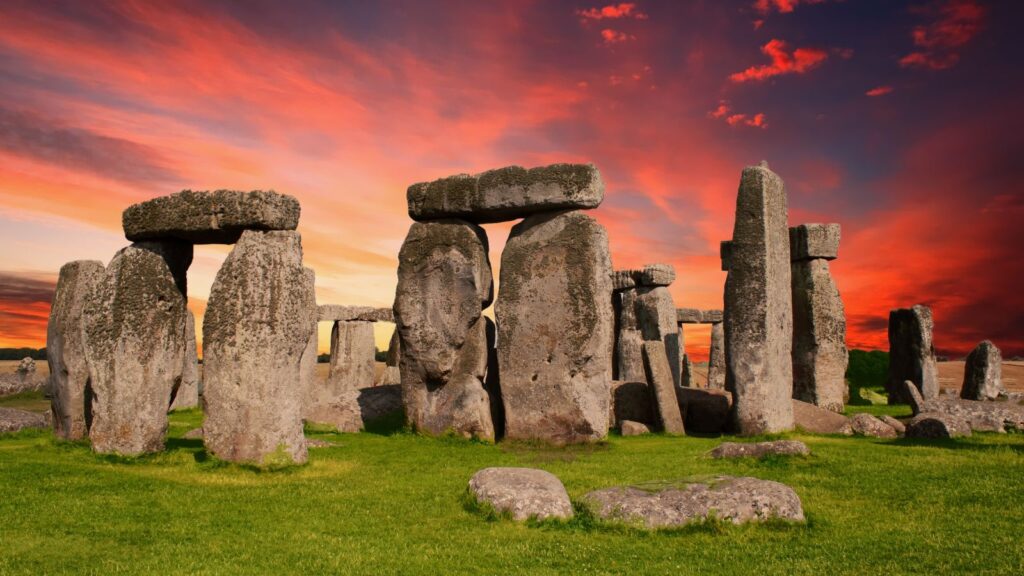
203 230 314 465
583 476 804 528
497 210 613 444
16 357 35 375
676 308 703 324
84 241 190 455
720 241 733 271
299 270 319 413
961 340 1003 400
710 440 810 459
907 393 1024 433
46 260 104 440
706 322 726 390
328 321 376 392
904 380 925 415
724 163 794 435
642 341 685 435
677 388 732 434
887 305 939 403
0 407 49 433
792 399 853 435
375 330 402 386
636 286 683 388
355 384 404 424
612 270 638 291
620 420 651 436
906 412 972 439
317 305 394 323
408 163 603 224
122 189 300 244
682 352 694 388
791 257 848 413
848 413 898 438
703 309 724 324
880 415 906 436
614 289 645 382
468 467 573 521
169 310 200 410
789 223 840 261
305 390 363 433
638 264 675 287
609 380 654 427
395 220 495 440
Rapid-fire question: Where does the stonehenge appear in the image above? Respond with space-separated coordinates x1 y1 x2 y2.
122 190 300 244
887 304 939 404
790 223 848 413
676 307 725 389
722 162 794 435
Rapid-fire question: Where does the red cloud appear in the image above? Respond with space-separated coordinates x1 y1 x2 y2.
730 39 828 82
708 102 730 118
710 102 767 129
866 85 893 96
753 0 826 15
578 3 648 20
600 28 633 44
900 0 985 70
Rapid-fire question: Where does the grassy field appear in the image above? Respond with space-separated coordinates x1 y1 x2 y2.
1 408 1022 575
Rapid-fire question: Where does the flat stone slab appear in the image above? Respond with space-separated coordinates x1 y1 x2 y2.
122 190 300 244
0 407 49 433
318 305 394 323
612 269 638 291
676 308 703 324
710 440 810 459
583 476 805 528
468 467 573 521
408 163 603 224
789 223 840 261
638 264 675 287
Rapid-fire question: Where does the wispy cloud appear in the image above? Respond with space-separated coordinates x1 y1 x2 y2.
730 39 828 82
900 0 986 70
866 85 894 96
577 3 648 21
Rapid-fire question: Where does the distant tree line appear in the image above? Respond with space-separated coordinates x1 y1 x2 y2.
0 348 47 361
316 350 388 363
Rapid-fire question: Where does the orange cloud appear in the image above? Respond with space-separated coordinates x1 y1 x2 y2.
900 0 985 70
600 28 633 44
725 113 768 129
753 0 826 15
578 3 648 21
729 39 828 82
865 85 893 97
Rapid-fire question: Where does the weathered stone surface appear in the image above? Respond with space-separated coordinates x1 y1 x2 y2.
682 353 694 388
724 163 794 435
710 440 810 459
609 380 654 426
707 322 726 390
880 415 906 436
678 388 732 433
676 308 703 324
375 330 402 386
906 412 972 439
620 420 651 436
305 390 363 433
887 305 939 404
638 264 675 287
642 341 685 435
720 241 733 271
497 210 613 444
791 257 848 413
636 286 683 388
356 384 404 424
961 340 1003 400
583 476 804 528
328 321 376 392
793 399 853 435
615 289 645 382
408 163 603 224
16 357 35 375
395 220 495 440
612 270 638 291
122 190 300 244
789 223 840 261
305 386 406 433
904 380 925 415
0 407 50 433
848 413 898 438
84 242 190 455
703 309 724 324
169 310 200 411
318 305 394 323
203 230 313 465
299 270 319 411
468 467 573 521
46 260 104 440
907 390 1024 433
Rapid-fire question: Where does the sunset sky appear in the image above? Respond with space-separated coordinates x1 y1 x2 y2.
0 0 1021 360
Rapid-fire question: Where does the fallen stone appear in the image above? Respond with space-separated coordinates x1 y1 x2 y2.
643 341 685 435
848 413 898 438
880 415 906 436
46 260 104 440
0 407 49 433
122 189 300 244
887 305 939 403
677 388 732 434
909 392 1024 433
636 285 683 388
724 162 794 434
906 412 972 439
609 380 654 428
961 340 1004 400
203 230 313 466
676 308 703 324
638 263 675 287
84 241 190 455
408 163 603 224
792 399 853 435
791 255 848 413
789 223 840 261
395 220 495 440
706 322 726 390
497 210 613 444
468 467 573 521
317 305 394 323
710 440 810 459
620 420 651 436
169 310 200 411
583 476 804 528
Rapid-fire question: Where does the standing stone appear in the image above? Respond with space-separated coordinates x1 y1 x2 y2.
497 210 613 444
203 231 313 465
298 269 318 409
84 242 191 455
615 288 646 382
723 162 794 435
790 225 847 413
635 264 682 388
707 322 726 390
47 260 104 440
327 321 376 392
394 220 495 440
642 341 685 434
961 340 1003 400
375 329 402 386
887 305 939 404
169 310 200 410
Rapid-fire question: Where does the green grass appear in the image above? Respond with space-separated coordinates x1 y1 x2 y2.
1 411 1022 575
0 389 49 412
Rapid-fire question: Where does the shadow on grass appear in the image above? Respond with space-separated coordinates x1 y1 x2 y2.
165 437 203 451
882 433 1024 453
361 411 408 436
500 438 611 464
